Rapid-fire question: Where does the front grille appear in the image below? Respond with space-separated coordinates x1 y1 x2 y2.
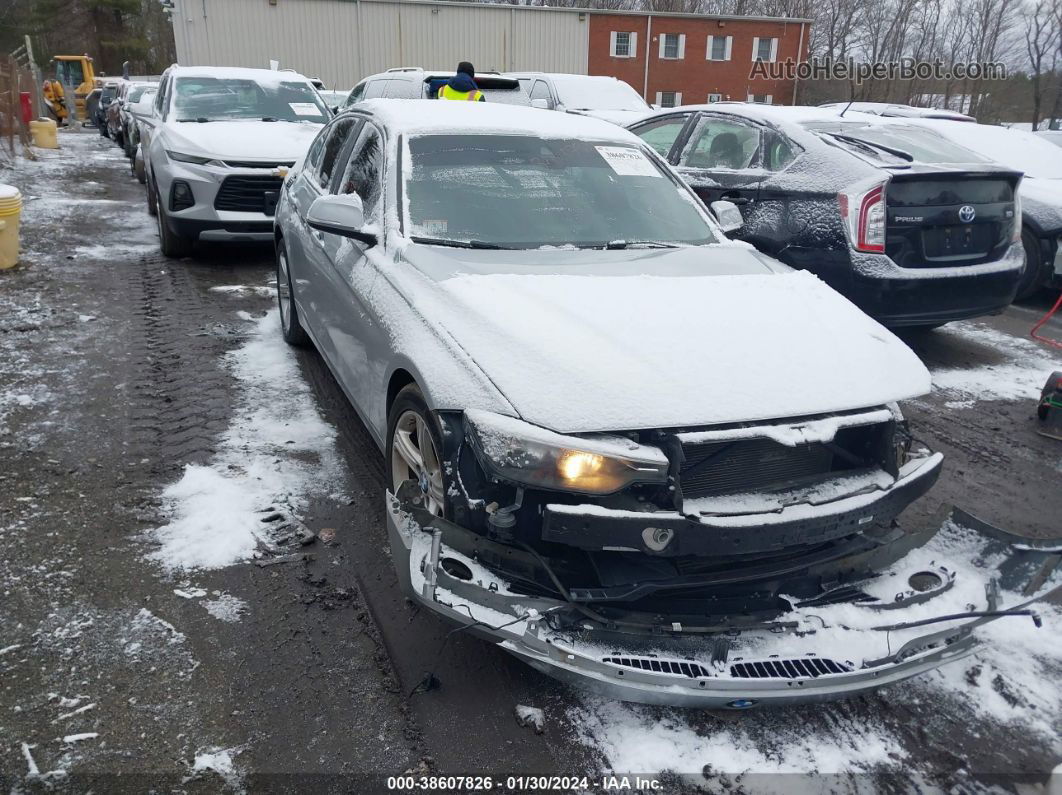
603 656 711 679
730 657 851 679
222 160 295 169
214 175 284 213
679 438 834 499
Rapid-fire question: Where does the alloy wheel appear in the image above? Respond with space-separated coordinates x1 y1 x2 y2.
391 410 445 516
277 248 292 332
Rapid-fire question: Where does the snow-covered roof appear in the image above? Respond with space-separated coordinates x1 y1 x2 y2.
869 117 1062 179
355 98 643 142
168 65 315 84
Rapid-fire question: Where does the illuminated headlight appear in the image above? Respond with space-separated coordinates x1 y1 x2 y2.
464 410 669 495
166 150 223 167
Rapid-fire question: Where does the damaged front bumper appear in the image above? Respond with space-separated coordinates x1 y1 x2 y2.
387 485 1062 708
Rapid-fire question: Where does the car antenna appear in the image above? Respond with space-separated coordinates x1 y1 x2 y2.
839 97 854 117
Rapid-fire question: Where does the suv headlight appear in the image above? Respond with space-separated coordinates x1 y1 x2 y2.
464 410 669 495
166 150 223 166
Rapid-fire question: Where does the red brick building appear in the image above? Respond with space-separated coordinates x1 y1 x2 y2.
588 11 811 107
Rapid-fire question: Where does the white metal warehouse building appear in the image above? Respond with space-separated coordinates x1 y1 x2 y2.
170 0 590 90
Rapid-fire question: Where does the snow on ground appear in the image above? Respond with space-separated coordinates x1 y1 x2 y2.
928 322 1061 404
149 310 344 571
191 745 246 791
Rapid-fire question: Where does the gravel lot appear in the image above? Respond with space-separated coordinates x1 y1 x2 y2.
1 128 1059 793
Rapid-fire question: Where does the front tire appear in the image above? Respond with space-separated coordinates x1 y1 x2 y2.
386 384 448 517
276 241 310 347
156 187 193 258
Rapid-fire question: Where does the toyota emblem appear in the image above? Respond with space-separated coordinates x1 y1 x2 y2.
958 205 976 223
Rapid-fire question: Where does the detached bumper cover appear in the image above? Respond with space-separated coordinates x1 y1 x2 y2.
386 487 1061 708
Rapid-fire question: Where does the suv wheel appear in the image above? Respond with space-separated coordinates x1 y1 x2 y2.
156 187 193 258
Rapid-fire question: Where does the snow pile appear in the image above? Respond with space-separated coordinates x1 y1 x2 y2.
929 322 1061 403
575 698 906 786
191 746 245 791
515 704 546 734
149 310 343 571
202 594 248 623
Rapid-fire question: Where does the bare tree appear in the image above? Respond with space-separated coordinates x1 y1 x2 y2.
1022 0 1061 127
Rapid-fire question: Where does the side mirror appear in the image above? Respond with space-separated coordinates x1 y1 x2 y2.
711 200 744 234
306 193 377 245
330 105 339 114
530 98 549 110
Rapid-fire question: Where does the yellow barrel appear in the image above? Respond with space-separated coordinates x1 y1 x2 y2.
29 118 59 149
0 185 22 270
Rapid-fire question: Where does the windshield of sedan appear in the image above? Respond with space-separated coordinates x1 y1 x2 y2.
171 77 330 122
803 121 987 164
551 77 650 112
404 134 718 248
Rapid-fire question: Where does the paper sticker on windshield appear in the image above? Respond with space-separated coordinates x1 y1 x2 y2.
595 146 661 177
288 102 320 116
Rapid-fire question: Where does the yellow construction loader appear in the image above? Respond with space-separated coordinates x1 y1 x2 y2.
42 54 96 124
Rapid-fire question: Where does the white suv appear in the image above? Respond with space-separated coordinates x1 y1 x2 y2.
146 65 330 257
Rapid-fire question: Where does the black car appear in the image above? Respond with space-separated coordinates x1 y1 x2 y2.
95 81 119 137
629 104 1025 328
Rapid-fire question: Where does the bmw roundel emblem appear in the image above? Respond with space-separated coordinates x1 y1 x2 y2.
958 205 976 223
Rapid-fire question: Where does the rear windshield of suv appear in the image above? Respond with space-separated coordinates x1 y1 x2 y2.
405 134 717 248
172 77 330 123
803 121 988 164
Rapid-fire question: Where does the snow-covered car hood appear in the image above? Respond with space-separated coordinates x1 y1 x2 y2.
161 120 323 161
401 246 931 433
569 108 653 127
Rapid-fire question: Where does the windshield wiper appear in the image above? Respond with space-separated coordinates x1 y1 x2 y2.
177 117 212 123
260 116 279 122
409 236 510 249
604 239 679 249
821 131 913 162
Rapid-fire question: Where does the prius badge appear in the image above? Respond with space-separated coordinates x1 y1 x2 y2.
958 205 976 223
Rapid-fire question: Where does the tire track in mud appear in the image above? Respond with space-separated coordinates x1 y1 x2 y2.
124 256 245 479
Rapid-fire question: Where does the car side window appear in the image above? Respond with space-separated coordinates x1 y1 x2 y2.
682 116 761 170
363 80 389 99
384 80 417 100
155 75 170 119
631 114 689 159
316 117 359 190
346 81 366 106
764 132 800 171
303 131 328 176
530 81 553 107
337 124 384 224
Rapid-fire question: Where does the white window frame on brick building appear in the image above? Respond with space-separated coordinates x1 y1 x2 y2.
655 91 682 107
751 37 778 62
658 33 686 59
706 35 733 61
707 92 723 102
609 31 638 58
747 93 773 104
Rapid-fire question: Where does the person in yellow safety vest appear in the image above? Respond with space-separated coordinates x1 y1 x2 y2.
437 62 485 102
